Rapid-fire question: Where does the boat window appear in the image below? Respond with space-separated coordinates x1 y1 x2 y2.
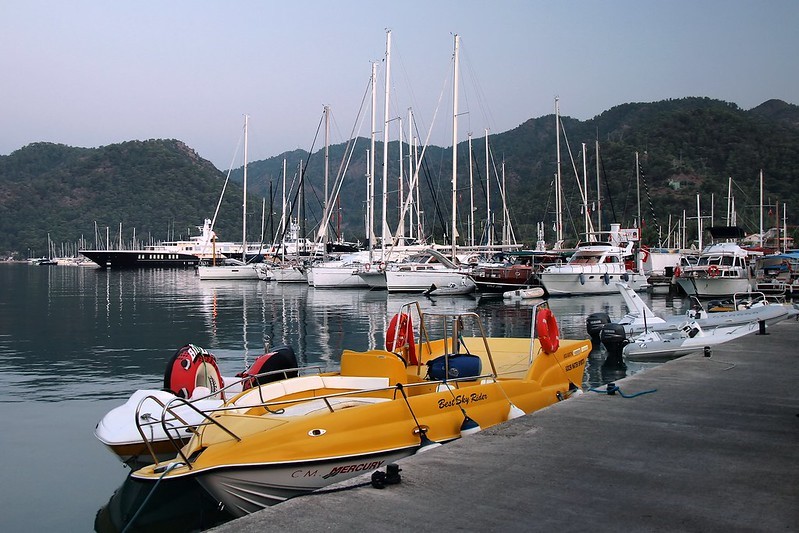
721 256 734 266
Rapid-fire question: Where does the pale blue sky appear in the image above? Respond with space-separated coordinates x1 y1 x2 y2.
1 1 796 169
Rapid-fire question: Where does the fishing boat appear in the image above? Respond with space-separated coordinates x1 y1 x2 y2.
130 301 591 516
539 224 648 296
95 344 299 466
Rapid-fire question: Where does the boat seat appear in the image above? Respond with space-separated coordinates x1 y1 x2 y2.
340 349 408 386
281 375 326 396
321 376 390 391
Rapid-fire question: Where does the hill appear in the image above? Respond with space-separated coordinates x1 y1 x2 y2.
1 97 798 257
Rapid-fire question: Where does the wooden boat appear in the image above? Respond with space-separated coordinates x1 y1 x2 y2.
95 344 299 466
130 302 591 516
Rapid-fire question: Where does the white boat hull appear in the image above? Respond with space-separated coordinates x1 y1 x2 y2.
311 266 369 288
358 269 387 289
94 389 229 466
197 449 414 517
197 265 260 280
623 322 758 361
385 270 472 293
271 265 307 283
541 270 648 296
675 276 753 297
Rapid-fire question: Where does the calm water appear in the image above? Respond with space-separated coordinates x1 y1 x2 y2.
0 263 690 531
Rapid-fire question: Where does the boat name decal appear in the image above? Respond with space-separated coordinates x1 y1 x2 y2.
291 469 319 478
564 359 585 372
322 460 385 479
438 392 488 409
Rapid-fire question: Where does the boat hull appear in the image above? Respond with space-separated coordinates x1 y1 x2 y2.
197 265 260 280
197 449 414 516
623 322 758 361
675 276 753 297
80 250 200 269
541 270 648 296
385 270 472 293
311 266 369 288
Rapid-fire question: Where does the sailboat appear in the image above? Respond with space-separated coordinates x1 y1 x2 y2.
198 115 260 280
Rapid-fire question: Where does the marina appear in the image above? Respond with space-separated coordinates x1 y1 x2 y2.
0 262 794 531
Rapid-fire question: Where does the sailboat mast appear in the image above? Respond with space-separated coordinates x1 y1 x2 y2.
595 139 601 233
468 133 474 247
324 105 330 250
555 98 563 245
635 151 641 231
242 114 249 260
369 61 377 261
381 29 391 256
759 169 764 248
582 142 589 242
485 129 491 247
451 33 459 259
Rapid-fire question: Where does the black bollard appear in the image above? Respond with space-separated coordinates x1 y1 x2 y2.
757 319 768 335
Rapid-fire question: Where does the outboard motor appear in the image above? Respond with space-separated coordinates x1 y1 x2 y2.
237 345 299 390
599 323 628 369
586 313 611 345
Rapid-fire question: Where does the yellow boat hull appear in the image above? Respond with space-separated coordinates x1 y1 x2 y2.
132 331 591 516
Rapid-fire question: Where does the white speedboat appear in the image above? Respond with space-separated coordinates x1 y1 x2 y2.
609 282 796 335
95 344 299 467
612 320 759 361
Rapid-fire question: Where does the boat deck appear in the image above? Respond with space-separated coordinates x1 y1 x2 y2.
211 317 799 532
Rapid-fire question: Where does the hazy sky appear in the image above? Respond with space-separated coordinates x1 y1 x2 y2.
2 1 797 170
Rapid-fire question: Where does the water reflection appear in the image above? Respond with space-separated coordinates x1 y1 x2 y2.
0 264 689 532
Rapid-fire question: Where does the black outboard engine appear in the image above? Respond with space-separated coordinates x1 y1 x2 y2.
586 313 611 346
599 323 628 369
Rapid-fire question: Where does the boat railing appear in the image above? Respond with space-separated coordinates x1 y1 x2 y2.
145 372 500 469
133 365 325 465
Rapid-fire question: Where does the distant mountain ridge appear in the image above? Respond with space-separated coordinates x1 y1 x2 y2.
1 97 797 257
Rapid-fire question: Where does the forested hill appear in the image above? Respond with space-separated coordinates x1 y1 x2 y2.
1 97 798 257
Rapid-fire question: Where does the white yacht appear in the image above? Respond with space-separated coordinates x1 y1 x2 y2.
540 224 648 296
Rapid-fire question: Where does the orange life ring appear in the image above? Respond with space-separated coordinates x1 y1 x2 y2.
641 249 650 263
364 262 371 272
536 308 560 354
385 312 417 365
674 266 681 277
708 265 720 277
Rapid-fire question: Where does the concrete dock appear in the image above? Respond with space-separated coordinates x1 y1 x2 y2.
212 319 799 532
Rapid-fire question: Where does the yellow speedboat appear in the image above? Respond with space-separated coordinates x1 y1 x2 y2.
131 302 591 517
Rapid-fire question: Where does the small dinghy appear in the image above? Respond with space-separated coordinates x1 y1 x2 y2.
423 277 476 296
95 343 299 466
503 287 545 300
